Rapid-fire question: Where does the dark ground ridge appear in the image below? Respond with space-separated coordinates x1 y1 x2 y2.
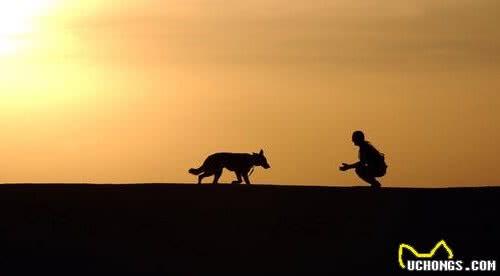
0 184 498 274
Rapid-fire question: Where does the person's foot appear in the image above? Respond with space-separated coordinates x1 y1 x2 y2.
371 181 381 188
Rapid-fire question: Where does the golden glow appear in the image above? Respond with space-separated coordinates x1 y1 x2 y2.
0 1 54 55
0 1 499 186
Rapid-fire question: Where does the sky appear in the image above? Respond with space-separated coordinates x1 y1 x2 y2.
0 0 499 187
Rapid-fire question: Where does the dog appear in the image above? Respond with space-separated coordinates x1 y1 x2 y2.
189 149 270 184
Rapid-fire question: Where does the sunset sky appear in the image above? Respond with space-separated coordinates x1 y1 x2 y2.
0 0 499 187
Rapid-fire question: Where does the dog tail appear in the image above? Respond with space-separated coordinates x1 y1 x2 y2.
189 166 203 175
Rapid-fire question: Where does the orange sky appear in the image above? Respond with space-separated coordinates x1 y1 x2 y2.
0 0 499 186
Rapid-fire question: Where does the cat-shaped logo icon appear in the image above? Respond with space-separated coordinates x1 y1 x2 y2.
398 240 454 269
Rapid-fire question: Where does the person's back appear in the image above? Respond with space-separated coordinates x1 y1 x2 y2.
359 142 387 177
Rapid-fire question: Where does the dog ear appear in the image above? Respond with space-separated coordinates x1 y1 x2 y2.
259 149 264 155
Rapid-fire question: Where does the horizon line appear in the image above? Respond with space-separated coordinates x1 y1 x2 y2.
0 183 499 189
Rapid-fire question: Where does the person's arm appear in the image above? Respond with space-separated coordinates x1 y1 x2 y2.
340 145 366 171
339 162 361 171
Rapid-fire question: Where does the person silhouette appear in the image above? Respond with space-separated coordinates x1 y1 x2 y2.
340 130 387 188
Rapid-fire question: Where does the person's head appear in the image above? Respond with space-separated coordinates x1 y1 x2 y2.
352 130 366 146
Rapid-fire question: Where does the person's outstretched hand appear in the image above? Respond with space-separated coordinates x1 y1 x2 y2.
339 163 350 171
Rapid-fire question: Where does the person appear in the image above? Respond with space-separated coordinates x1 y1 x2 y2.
340 130 387 188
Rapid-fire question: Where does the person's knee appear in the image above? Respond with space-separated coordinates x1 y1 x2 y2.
355 166 364 177
356 166 375 181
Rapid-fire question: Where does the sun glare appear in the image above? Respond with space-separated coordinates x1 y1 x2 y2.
0 1 55 55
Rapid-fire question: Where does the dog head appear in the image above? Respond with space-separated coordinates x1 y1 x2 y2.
253 149 270 169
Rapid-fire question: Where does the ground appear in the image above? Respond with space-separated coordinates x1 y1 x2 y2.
0 184 498 274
